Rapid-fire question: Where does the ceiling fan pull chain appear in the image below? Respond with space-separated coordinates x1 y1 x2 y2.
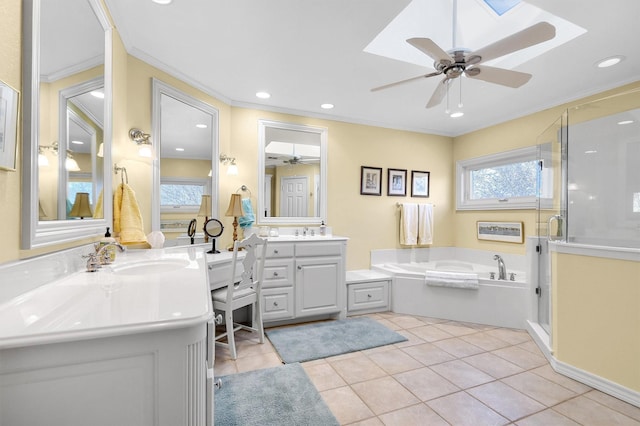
445 80 451 114
452 0 458 47
458 77 463 108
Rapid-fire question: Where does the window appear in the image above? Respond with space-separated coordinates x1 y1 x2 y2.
457 146 551 210
160 177 209 213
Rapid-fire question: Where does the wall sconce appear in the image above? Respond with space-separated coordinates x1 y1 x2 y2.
219 154 238 175
129 128 152 158
38 142 80 171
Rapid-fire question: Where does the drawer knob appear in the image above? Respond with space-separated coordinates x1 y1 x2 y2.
297 265 302 270
367 294 372 298
273 301 279 307
273 249 279 254
273 272 279 277
208 265 213 270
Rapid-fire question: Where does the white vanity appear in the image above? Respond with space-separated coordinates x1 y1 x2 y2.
0 246 215 426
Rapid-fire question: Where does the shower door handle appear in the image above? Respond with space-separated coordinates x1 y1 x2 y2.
547 215 564 242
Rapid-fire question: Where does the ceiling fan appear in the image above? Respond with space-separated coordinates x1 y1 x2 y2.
282 155 316 165
371 4 556 108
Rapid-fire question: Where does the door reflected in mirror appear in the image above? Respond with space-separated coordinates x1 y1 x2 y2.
258 120 327 225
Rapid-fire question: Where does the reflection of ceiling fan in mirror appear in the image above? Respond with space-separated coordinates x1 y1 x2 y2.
282 155 317 166
371 0 556 108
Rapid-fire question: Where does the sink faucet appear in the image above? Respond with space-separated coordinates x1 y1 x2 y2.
303 227 309 236
493 255 507 280
95 242 126 265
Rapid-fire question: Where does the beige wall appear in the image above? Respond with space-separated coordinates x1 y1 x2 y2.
553 253 640 391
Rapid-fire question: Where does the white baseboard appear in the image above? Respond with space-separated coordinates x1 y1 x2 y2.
527 321 640 408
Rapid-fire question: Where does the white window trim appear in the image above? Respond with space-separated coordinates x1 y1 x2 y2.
160 177 210 213
456 146 543 210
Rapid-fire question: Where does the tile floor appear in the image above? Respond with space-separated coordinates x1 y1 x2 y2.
215 312 640 425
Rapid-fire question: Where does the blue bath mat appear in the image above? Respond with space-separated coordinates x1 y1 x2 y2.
266 317 408 363
215 363 338 426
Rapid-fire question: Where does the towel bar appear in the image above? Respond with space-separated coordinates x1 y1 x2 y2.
396 202 435 207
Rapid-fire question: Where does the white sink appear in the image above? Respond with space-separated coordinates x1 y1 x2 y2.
110 258 191 275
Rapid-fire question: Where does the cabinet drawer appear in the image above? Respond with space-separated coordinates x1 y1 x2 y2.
347 280 389 313
208 263 243 290
264 243 294 258
263 259 294 288
262 288 294 321
295 242 343 257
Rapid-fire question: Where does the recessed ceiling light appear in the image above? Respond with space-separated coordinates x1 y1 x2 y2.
175 147 184 152
596 55 625 68
450 112 464 118
90 90 104 99
71 140 84 145
195 123 208 128
618 120 634 125
321 103 334 110
152 0 172 4
256 91 271 99
584 150 598 154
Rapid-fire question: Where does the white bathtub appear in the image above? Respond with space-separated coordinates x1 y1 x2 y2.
372 259 531 329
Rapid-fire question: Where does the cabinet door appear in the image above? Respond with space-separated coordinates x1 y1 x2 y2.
295 256 342 317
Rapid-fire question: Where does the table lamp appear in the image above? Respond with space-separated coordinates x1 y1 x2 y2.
69 192 93 219
198 195 211 243
225 194 244 250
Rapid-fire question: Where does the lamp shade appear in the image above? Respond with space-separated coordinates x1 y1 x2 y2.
225 194 244 217
69 192 93 219
198 195 211 216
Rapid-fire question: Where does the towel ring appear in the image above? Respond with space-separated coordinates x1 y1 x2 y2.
114 164 129 184
236 185 252 198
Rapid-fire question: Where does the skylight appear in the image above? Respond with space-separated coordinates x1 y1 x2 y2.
364 0 586 70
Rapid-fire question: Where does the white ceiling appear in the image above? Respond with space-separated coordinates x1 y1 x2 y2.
102 0 639 137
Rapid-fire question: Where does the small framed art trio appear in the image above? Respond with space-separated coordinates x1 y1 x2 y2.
360 166 430 197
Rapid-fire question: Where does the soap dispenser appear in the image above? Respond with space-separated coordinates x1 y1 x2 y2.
319 220 327 236
100 227 117 261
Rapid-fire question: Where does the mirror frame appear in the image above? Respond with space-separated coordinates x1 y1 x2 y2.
151 79 220 232
21 0 113 249
258 119 328 225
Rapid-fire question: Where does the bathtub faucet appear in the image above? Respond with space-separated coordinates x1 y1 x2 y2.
493 255 507 280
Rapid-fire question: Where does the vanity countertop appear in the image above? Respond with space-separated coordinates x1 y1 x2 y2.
262 234 348 242
0 247 212 350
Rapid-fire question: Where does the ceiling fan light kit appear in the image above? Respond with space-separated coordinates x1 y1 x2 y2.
371 1 557 113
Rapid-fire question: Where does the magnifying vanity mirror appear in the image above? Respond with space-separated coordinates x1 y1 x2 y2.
21 0 113 249
258 120 327 225
151 79 219 235
203 218 224 254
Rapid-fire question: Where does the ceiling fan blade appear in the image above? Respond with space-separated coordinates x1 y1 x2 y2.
407 38 452 64
426 78 450 108
465 65 532 88
469 22 556 64
371 71 441 92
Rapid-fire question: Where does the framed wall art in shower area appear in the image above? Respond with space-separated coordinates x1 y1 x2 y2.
387 168 407 196
477 221 524 243
0 80 19 171
360 166 382 195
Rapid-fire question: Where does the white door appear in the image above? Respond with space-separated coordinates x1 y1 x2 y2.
280 176 308 217
264 174 273 217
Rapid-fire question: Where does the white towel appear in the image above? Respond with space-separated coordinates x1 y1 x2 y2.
418 203 434 245
425 270 479 289
399 203 418 245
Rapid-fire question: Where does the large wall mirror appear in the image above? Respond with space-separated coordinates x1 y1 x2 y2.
151 79 219 237
258 120 327 225
21 0 113 249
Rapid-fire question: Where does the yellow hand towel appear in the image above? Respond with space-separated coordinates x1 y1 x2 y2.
113 183 147 245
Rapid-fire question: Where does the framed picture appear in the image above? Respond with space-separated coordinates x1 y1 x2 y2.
477 221 524 243
360 166 382 195
411 170 430 197
0 80 19 171
387 168 407 196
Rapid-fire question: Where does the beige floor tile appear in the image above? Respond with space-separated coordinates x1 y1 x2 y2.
515 409 580 426
468 381 546 421
492 346 548 370
433 337 485 358
463 352 524 379
329 353 388 384
516 340 545 356
387 315 428 329
302 362 347 391
234 352 283 373
214 358 238 376
416 316 449 325
430 359 495 389
351 376 420 415
394 366 460 401
427 391 509 426
378 403 449 426
345 417 384 426
392 329 426 348
410 324 454 342
529 365 592 394
434 321 480 336
502 371 577 407
486 328 532 345
367 348 424 375
554 395 640 425
377 318 402 331
461 331 512 351
583 390 640 422
401 342 456 366
320 386 375 425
